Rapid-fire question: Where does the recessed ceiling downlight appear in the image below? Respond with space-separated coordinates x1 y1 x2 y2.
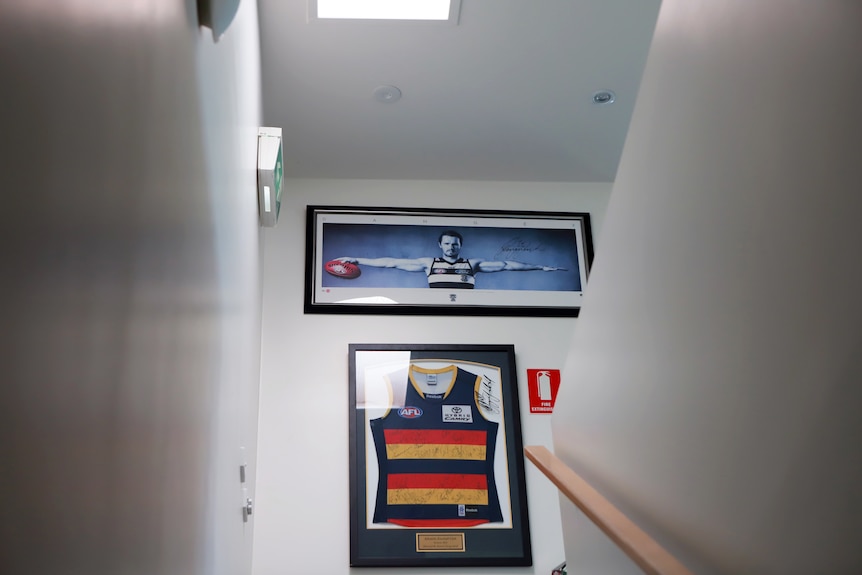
374 85 402 103
592 90 616 105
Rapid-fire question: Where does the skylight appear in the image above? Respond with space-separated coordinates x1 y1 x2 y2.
314 0 456 21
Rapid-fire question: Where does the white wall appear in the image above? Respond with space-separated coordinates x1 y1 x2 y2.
196 2 265 574
0 1 263 574
553 1 862 574
254 179 611 575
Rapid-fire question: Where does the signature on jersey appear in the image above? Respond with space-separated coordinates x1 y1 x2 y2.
475 375 501 415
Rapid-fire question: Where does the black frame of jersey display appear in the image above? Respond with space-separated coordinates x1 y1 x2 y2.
348 343 532 567
305 205 594 318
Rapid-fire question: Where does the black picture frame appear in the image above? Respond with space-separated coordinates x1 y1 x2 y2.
305 206 593 317
348 344 532 567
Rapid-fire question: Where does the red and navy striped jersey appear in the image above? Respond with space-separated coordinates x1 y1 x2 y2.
370 364 503 527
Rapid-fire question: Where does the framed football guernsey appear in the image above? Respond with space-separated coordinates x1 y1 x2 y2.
348 343 532 567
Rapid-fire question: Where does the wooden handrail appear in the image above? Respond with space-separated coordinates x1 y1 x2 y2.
524 445 694 575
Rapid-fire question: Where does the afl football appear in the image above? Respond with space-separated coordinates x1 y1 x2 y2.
324 260 361 279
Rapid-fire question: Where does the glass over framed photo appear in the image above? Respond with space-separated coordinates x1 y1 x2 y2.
305 206 594 317
348 344 532 567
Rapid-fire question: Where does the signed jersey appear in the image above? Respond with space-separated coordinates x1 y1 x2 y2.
427 257 476 289
369 364 503 527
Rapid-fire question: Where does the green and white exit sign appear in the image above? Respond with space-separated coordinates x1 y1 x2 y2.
257 127 283 228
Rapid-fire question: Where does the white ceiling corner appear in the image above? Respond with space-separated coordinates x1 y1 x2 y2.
257 0 662 182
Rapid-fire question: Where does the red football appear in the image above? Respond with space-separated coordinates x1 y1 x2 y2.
324 260 361 279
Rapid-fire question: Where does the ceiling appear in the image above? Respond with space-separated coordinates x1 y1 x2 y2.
257 0 661 182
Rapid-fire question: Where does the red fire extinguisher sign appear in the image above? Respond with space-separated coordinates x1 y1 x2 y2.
526 369 561 413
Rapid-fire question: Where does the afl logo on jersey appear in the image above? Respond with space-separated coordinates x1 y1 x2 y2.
398 406 423 419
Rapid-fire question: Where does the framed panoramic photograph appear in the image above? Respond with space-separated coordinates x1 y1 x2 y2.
305 206 594 317
348 344 532 567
